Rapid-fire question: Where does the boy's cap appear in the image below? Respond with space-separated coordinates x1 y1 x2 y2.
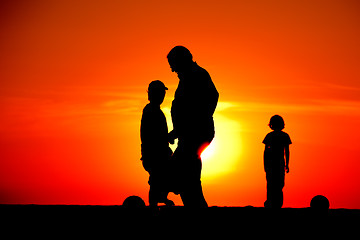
148 80 168 91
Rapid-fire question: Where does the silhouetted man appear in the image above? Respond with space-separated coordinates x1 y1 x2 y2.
168 46 219 208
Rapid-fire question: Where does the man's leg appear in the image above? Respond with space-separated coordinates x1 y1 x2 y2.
180 182 207 208
179 157 208 208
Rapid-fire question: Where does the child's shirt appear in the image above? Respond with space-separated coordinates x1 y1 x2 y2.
140 103 170 162
263 130 292 170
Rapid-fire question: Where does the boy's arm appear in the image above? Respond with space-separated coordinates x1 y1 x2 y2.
285 145 290 173
168 129 178 144
263 145 267 172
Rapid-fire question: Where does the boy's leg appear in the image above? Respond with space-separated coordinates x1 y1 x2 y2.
277 171 285 208
149 185 158 207
266 169 285 208
265 172 274 208
279 189 284 208
150 184 174 207
271 172 284 208
156 165 175 206
160 191 175 206
148 172 163 207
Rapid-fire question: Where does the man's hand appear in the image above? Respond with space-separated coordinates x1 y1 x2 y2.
285 165 289 173
168 130 177 144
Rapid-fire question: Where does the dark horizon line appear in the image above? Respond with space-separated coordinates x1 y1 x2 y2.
1 204 359 211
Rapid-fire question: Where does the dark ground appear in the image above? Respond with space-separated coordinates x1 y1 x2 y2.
1 205 359 237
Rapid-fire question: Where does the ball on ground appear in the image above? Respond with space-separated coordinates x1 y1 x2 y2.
310 195 330 210
122 195 146 208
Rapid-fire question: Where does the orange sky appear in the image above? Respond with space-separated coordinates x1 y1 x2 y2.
1 0 360 208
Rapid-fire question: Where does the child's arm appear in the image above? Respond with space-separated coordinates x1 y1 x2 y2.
263 145 269 172
168 130 178 144
285 145 290 173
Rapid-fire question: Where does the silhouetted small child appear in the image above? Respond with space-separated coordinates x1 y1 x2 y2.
262 115 292 208
140 80 174 207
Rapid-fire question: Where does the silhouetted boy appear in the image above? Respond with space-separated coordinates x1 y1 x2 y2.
262 115 292 208
140 80 174 207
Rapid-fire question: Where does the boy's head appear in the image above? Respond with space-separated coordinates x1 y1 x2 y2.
148 80 168 105
269 115 285 131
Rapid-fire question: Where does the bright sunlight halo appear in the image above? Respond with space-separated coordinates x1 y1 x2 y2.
163 103 242 180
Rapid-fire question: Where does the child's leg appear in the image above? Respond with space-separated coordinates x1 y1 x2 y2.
272 172 284 208
158 191 175 206
278 172 285 208
148 173 163 207
265 172 274 207
149 185 158 207
279 189 283 208
266 171 283 208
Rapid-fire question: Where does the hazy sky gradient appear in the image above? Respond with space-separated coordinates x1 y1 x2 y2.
1 0 359 207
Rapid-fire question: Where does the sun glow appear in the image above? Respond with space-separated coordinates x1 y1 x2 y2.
163 104 242 180
201 141 216 160
201 111 242 180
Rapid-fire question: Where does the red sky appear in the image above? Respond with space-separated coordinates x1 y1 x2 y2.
1 0 360 208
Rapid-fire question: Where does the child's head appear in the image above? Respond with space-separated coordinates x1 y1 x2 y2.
147 80 168 105
269 115 285 131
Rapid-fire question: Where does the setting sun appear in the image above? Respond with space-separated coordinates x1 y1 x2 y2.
164 102 242 179
200 141 216 161
201 105 242 179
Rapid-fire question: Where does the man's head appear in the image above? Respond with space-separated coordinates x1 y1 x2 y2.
167 46 193 73
147 80 168 105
